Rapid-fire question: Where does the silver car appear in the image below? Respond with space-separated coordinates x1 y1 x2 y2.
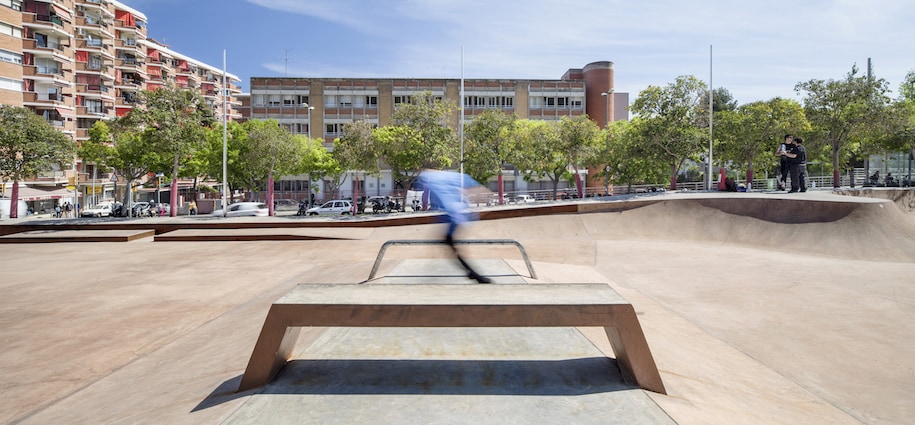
305 200 353 216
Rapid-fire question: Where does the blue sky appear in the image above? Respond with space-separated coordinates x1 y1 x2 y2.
120 0 914 105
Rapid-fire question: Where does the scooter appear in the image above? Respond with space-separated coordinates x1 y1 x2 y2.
296 201 308 216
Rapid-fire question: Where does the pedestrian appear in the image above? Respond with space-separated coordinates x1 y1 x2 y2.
54 204 62 218
775 134 793 191
783 137 808 192
417 169 492 283
189 200 197 215
64 202 72 218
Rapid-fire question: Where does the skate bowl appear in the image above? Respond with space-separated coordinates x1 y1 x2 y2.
0 190 913 424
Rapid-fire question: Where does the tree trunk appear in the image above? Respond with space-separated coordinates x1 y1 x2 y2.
497 172 504 205
9 180 19 219
832 145 841 188
669 163 678 191
267 169 275 216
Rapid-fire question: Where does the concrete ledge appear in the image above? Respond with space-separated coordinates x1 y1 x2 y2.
0 229 154 243
237 283 665 394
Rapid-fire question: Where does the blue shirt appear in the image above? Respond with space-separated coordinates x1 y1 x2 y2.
417 170 481 227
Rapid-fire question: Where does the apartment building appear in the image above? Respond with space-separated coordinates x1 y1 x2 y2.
241 61 629 201
0 0 241 212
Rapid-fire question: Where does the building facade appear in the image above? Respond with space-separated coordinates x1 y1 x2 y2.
242 61 628 202
0 0 241 212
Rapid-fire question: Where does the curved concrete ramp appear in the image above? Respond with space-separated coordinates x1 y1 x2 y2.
1 191 913 424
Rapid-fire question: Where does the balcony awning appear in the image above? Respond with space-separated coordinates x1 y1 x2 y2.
116 107 130 117
52 4 72 21
55 107 74 117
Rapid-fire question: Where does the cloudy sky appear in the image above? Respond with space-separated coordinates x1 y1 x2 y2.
121 0 913 105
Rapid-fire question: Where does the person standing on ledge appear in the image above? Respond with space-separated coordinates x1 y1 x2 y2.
417 169 492 283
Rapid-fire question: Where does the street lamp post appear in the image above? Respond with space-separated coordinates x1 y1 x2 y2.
303 102 315 137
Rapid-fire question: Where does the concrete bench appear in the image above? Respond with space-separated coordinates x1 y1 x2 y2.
237 283 666 394
367 239 538 280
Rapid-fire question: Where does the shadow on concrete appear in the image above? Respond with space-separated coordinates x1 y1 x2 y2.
194 357 631 411
272 357 629 395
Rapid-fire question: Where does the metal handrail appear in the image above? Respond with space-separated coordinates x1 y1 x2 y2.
367 239 537 280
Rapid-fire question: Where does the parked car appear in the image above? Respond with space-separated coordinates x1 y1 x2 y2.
513 195 536 203
211 202 269 217
305 200 353 216
80 202 114 217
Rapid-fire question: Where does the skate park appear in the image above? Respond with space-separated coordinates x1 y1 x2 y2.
0 189 913 424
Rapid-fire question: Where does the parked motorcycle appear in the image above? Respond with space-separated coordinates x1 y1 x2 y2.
296 201 309 216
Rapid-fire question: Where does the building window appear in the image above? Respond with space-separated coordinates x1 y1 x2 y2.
283 95 296 106
571 97 583 109
0 76 21 92
296 95 309 106
0 21 22 38
1 0 23 11
0 49 22 64
268 94 280 106
86 99 104 114
325 123 340 135
365 96 378 107
252 94 265 107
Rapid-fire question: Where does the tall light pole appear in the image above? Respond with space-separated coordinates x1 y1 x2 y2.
303 102 315 137
222 49 228 216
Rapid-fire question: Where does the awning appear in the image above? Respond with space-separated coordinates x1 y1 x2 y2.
116 107 130 117
10 186 79 202
55 107 74 117
52 4 72 21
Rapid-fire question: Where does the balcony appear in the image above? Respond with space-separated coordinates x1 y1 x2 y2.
23 13 65 29
76 38 112 52
115 57 143 72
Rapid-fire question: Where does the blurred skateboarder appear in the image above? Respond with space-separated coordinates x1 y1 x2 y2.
417 169 492 283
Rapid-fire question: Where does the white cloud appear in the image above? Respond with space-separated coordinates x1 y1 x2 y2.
251 0 915 102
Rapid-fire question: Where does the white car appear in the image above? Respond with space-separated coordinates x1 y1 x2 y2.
305 200 353 216
513 195 536 203
211 202 269 217
81 202 114 217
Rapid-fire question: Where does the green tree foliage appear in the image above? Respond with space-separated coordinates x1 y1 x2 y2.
334 120 380 175
240 119 302 201
714 98 809 182
630 75 708 190
604 120 667 191
503 120 566 200
882 71 915 160
299 135 342 199
78 119 159 212
125 84 214 215
463 109 516 184
0 106 76 217
378 91 458 189
795 65 892 187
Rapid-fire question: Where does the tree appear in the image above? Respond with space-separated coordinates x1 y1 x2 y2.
795 65 892 187
377 91 458 191
557 115 603 197
630 75 708 190
0 106 76 218
296 135 340 201
78 120 153 215
463 109 516 199
125 85 214 216
503 119 566 200
714 98 809 183
604 119 667 192
334 120 381 204
882 71 915 165
240 119 302 214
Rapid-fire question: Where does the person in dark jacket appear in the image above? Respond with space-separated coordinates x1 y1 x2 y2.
783 137 807 192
